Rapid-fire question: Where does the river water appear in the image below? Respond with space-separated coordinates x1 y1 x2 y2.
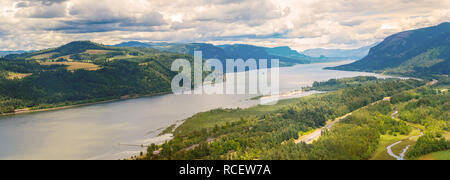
0 61 397 160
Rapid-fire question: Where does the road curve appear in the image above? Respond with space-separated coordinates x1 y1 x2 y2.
386 110 424 160
387 141 404 160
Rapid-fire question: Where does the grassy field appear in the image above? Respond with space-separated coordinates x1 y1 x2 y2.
31 52 59 59
391 139 416 156
174 96 312 136
109 55 139 61
84 49 113 55
419 150 450 160
40 62 100 71
371 128 421 160
444 131 450 140
6 72 32 80
57 55 73 61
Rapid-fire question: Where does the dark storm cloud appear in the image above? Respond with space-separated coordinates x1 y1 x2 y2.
47 12 166 33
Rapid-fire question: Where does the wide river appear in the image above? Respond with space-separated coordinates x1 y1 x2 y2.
0 61 397 160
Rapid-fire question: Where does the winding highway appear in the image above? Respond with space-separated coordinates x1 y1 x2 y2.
386 110 424 160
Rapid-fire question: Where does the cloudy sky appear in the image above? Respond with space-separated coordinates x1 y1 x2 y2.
0 0 449 51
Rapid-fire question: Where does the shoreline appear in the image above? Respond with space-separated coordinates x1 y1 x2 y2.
0 61 355 118
129 73 423 160
131 90 326 160
0 91 172 117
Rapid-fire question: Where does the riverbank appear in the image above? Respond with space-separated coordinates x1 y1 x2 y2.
0 91 172 117
131 92 322 160
1 61 410 160
1 61 359 118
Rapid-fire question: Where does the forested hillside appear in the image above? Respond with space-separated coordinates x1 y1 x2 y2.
329 23 450 77
0 41 193 114
115 42 330 66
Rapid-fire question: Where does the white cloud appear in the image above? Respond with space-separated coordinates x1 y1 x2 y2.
0 0 449 51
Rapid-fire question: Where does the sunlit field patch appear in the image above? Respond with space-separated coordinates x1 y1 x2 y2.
31 52 59 59
6 72 32 79
40 62 100 71
419 150 450 160
84 49 114 55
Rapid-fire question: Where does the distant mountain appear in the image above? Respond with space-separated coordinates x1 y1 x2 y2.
4 41 189 67
218 44 269 57
329 23 450 77
115 42 314 66
113 41 154 48
302 43 379 60
151 43 231 61
265 46 310 60
213 44 311 66
5 41 110 60
0 51 30 57
264 46 339 63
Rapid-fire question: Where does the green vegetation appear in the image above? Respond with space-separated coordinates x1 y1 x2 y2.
394 88 450 159
115 42 340 67
387 81 450 159
407 136 450 159
1 40 321 115
143 78 423 160
142 76 450 160
419 150 450 160
329 23 450 78
159 124 177 136
304 76 380 91
0 41 194 114
371 133 418 160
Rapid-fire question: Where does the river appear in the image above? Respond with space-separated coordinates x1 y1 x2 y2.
0 61 397 160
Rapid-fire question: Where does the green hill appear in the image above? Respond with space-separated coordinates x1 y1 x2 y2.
0 41 193 114
150 43 231 61
329 23 450 77
116 42 318 66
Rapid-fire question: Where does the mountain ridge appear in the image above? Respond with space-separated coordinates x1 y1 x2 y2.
113 41 347 66
302 43 379 60
329 23 450 77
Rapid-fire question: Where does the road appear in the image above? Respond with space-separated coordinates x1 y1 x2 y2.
295 97 390 144
297 80 434 156
295 113 352 144
386 110 424 160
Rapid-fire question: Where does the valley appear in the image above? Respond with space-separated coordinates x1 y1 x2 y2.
1 61 396 160
0 22 448 161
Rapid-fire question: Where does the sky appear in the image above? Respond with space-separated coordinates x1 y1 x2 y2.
0 0 449 51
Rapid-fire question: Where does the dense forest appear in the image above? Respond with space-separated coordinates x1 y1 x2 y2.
143 78 429 160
